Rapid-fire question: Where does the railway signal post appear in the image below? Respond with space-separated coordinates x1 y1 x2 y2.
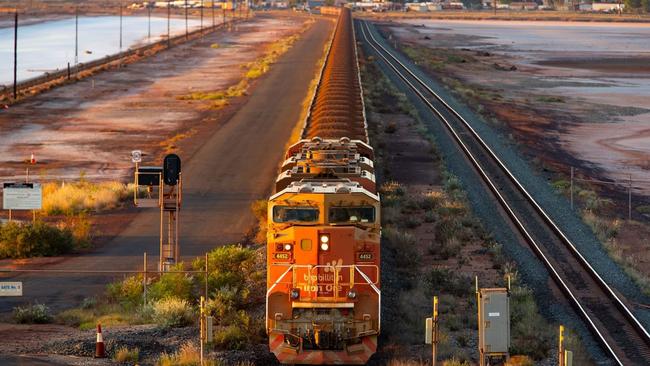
133 152 183 271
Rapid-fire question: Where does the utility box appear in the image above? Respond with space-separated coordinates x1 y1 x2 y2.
478 288 510 364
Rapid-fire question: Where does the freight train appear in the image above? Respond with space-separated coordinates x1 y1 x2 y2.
266 8 380 365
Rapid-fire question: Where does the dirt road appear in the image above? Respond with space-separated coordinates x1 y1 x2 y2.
0 14 334 314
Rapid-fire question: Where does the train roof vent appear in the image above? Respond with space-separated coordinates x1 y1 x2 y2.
335 185 351 194
299 185 314 193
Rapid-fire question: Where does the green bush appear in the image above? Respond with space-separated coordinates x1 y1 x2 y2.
152 297 195 328
424 268 473 297
0 221 76 259
213 325 248 350
13 303 52 324
383 228 419 268
106 275 144 308
148 264 194 302
509 286 553 359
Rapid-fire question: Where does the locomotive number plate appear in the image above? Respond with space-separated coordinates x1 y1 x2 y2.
274 253 291 260
357 252 373 261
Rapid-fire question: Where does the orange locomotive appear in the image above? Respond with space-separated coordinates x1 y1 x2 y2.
266 8 380 365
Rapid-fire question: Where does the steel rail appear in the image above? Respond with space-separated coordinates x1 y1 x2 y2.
359 19 650 364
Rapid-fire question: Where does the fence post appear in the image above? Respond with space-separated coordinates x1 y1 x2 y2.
628 174 632 221
570 166 574 210
143 252 148 305
204 253 209 299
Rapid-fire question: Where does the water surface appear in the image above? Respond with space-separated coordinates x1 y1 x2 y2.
0 16 202 85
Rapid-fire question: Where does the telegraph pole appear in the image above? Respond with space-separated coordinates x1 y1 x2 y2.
13 11 18 100
75 6 79 66
119 0 123 54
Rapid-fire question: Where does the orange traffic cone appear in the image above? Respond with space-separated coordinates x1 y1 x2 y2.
95 323 105 358
30 152 36 164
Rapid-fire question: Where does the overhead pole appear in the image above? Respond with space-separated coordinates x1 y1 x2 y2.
185 0 188 40
13 11 18 100
200 0 204 35
212 0 215 29
148 2 152 41
75 6 79 66
119 0 123 54
167 0 171 48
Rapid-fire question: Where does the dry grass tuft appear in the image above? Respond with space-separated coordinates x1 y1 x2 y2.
114 346 139 363
42 181 131 215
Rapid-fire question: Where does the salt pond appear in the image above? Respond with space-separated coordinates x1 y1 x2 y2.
0 16 202 85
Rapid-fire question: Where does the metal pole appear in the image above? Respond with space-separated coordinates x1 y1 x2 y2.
13 11 18 100
212 1 215 29
148 4 151 41
143 252 148 305
167 0 171 48
185 0 188 40
75 7 79 66
119 0 123 53
570 166 574 210
200 296 205 366
432 296 438 366
200 0 204 35
222 7 225 27
559 325 565 366
628 174 632 221
205 253 209 299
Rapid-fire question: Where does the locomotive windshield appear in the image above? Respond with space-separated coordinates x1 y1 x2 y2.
329 206 375 223
273 206 319 223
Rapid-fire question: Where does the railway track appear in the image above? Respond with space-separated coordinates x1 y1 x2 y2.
357 19 650 365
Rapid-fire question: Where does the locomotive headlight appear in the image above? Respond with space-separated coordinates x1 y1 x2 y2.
320 234 330 251
347 288 357 299
290 288 300 300
284 243 292 251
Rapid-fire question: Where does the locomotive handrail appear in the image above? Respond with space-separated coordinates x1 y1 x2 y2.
266 263 381 333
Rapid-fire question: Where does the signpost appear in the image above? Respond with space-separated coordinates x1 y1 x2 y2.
0 282 23 296
3 182 42 221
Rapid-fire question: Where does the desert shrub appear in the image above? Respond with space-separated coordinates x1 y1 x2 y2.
42 181 131 215
13 303 51 324
383 228 419 268
152 297 195 328
424 268 473 297
106 275 144 307
114 346 140 363
158 342 217 366
419 191 443 210
442 358 470 366
148 265 194 302
506 355 534 366
509 286 553 359
0 221 76 259
213 325 248 350
194 245 264 305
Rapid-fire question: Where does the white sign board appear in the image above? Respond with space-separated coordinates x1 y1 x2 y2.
2 183 42 210
0 282 23 296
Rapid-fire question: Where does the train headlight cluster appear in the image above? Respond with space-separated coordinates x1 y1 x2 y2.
320 234 330 251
